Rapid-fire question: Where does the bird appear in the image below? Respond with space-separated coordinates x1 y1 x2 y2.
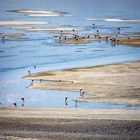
65 97 68 103
117 27 120 34
28 70 31 76
21 98 24 102
59 36 61 40
81 91 85 97
65 97 68 106
13 103 17 107
31 80 34 85
60 30 63 37
98 36 101 39
106 36 108 41
2 36 5 43
75 99 78 108
2 36 5 40
96 30 99 34
21 98 25 107
40 79 42 83
92 23 95 28
80 88 82 94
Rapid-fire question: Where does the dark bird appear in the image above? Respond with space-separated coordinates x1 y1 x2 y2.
65 97 68 103
92 23 95 28
65 97 68 106
106 36 108 41
31 80 34 85
81 91 85 97
21 98 24 102
28 70 31 76
13 103 17 107
75 99 78 108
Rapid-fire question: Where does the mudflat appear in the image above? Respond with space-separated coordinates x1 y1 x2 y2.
24 61 140 106
0 108 140 140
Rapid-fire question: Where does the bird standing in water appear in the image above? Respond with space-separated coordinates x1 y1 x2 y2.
21 98 24 103
75 99 78 108
28 71 31 76
13 103 17 107
21 98 25 107
65 97 68 106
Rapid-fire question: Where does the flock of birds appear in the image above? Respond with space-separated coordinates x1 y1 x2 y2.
0 23 122 44
0 90 84 108
0 23 125 108
0 66 86 108
53 24 122 44
27 67 86 108
64 88 85 108
0 97 25 108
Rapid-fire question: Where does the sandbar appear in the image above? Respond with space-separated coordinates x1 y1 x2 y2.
24 61 140 106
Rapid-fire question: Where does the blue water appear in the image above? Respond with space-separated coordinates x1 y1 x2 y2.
0 0 140 109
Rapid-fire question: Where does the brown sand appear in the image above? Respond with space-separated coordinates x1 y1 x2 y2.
0 108 140 140
24 61 140 106
57 35 140 47
114 37 140 47
5 33 26 39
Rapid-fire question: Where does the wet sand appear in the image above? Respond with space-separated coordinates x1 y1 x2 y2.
114 37 140 47
0 108 140 140
24 61 140 106
57 35 140 47
9 9 72 17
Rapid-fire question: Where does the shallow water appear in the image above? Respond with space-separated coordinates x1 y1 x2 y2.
0 0 140 109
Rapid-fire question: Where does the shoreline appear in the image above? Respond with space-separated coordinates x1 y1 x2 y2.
0 108 140 120
0 108 140 140
24 61 140 106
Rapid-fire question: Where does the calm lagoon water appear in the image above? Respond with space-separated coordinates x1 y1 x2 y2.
0 0 140 109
